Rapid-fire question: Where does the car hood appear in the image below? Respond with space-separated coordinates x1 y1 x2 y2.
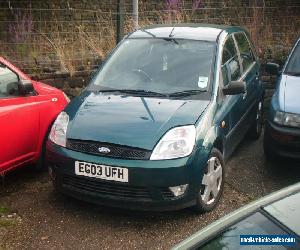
283 74 300 114
66 91 210 150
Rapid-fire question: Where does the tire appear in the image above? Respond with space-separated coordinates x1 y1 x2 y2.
34 142 47 171
194 148 225 213
249 99 264 140
34 126 52 171
50 167 60 192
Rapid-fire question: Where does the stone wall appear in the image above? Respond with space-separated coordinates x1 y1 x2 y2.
0 0 299 103
1 1 299 73
38 72 89 98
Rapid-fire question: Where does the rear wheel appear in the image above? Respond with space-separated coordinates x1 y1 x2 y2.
249 100 264 140
194 148 225 213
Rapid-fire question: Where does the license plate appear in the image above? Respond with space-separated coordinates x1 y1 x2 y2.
75 161 128 183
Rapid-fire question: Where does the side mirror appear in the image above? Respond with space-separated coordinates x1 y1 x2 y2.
6 82 19 96
19 79 34 95
223 81 246 95
265 62 280 75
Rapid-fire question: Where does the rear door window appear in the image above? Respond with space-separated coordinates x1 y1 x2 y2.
234 32 256 73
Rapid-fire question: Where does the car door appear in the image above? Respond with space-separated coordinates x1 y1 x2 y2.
217 35 244 159
0 63 39 173
233 32 260 125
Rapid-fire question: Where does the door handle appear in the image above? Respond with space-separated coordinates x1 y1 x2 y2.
255 72 259 81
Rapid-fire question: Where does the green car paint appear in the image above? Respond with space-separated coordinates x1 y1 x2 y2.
46 24 264 211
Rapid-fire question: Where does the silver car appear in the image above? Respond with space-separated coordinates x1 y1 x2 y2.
173 183 300 249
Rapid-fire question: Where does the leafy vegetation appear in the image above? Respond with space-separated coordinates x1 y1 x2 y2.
0 0 298 78
0 206 10 215
0 206 16 228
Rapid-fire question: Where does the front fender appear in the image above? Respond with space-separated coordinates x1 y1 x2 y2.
195 99 223 154
190 125 223 183
202 125 221 149
196 123 223 155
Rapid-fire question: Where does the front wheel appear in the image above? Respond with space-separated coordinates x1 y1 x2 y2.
34 125 53 171
34 143 47 171
194 148 225 213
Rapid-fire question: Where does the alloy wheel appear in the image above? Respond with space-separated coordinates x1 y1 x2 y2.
201 157 223 205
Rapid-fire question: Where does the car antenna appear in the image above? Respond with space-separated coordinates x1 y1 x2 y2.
169 25 176 37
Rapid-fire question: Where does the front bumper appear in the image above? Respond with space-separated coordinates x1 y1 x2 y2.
264 121 300 159
46 141 211 211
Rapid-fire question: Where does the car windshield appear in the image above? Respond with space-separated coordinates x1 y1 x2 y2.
285 41 300 76
91 38 216 95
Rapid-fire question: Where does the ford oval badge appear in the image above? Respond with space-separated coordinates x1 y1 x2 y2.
98 147 111 154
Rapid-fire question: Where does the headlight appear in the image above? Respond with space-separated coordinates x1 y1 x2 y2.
63 92 70 103
274 111 300 128
49 111 69 147
150 125 196 160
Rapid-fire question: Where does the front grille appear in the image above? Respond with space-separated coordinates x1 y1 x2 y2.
160 189 175 199
62 175 175 201
63 175 152 201
67 139 151 160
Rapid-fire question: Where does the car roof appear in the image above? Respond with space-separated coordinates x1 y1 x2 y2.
173 182 300 250
128 23 246 42
265 191 300 235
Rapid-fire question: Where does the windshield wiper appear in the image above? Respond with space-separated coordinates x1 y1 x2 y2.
169 90 206 97
99 89 124 93
99 89 168 97
285 71 300 76
163 37 179 45
121 89 169 97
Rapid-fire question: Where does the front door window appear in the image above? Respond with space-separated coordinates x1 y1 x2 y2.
234 32 256 73
221 36 241 86
0 63 19 98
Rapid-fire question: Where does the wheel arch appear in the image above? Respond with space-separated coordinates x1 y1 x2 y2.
201 125 224 155
213 137 224 154
35 116 56 162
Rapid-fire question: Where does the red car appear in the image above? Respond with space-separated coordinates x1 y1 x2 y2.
0 57 69 175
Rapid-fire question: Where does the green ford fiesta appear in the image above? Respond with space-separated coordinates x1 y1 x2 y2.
46 24 264 212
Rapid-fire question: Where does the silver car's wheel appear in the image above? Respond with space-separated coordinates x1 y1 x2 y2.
201 157 223 205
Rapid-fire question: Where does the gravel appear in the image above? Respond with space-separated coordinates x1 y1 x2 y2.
0 134 299 249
